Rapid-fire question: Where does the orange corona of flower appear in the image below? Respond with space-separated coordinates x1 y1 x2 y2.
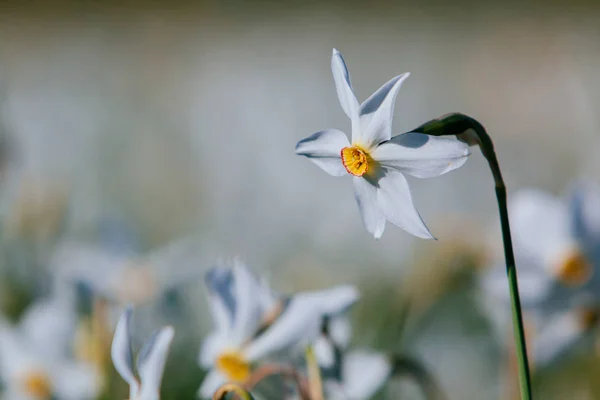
341 146 369 176
557 250 592 287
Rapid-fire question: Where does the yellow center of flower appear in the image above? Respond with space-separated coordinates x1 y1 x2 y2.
341 146 369 177
556 250 592 286
22 371 52 399
216 351 251 382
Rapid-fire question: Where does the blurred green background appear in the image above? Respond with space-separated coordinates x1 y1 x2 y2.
0 0 599 399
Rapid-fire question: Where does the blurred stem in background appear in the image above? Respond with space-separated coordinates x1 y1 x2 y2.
213 383 256 400
306 346 324 400
410 113 533 400
391 355 447 400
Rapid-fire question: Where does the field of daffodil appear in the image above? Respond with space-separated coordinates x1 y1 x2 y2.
0 2 600 400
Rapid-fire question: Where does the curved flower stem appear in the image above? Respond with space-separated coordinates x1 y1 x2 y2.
305 346 324 400
244 363 311 400
391 355 447 400
410 113 532 400
213 383 256 400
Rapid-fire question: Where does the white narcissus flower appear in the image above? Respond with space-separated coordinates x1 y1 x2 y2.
295 49 470 239
0 297 101 400
111 307 175 400
198 262 359 398
481 184 600 367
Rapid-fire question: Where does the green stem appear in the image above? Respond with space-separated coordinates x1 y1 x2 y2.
411 113 532 400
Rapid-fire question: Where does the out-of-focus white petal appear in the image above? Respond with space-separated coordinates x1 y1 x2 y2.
19 297 76 361
137 326 175 400
243 298 323 362
0 326 34 381
314 336 335 368
371 133 469 178
205 267 235 333
198 331 229 369
295 129 350 177
328 315 352 349
53 362 101 400
198 369 228 399
302 286 359 315
571 183 600 249
244 286 359 362
353 177 386 239
356 73 409 150
325 382 350 400
257 276 281 317
342 350 391 400
111 307 139 400
480 263 553 308
230 263 265 346
331 49 359 120
534 311 587 367
510 189 572 270
51 241 125 296
374 169 434 239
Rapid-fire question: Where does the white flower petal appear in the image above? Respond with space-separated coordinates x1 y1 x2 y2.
19 297 76 360
342 350 391 400
111 307 140 400
198 369 228 399
356 73 410 150
353 177 386 239
328 315 352 349
324 381 350 400
510 189 573 270
371 133 469 178
314 335 335 368
534 311 587 367
303 285 360 316
331 49 359 120
244 286 359 362
571 183 600 249
374 169 434 239
295 129 350 177
243 298 323 362
230 262 265 346
480 263 553 308
198 331 229 369
137 326 175 400
205 267 235 333
53 362 101 400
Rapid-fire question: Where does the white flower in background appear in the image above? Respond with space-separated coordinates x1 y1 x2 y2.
0 296 101 400
482 184 600 367
111 307 175 400
51 235 203 308
295 49 469 239
198 262 359 398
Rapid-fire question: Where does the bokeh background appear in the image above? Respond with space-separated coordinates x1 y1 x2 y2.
0 0 599 399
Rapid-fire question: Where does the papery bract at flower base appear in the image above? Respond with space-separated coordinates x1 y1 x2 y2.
295 49 470 239
111 307 174 400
